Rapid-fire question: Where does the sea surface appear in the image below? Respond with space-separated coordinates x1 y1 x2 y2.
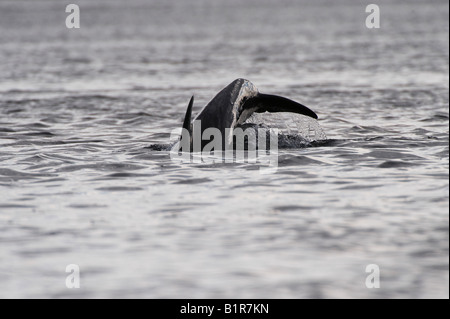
0 0 448 298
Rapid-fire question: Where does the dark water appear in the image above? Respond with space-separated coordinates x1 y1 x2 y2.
0 0 448 298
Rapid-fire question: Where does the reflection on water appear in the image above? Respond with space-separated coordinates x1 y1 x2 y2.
0 0 448 298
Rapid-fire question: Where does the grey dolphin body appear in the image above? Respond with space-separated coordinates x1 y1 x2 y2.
178 78 318 151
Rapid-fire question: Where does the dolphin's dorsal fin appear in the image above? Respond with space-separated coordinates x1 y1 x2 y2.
182 95 194 133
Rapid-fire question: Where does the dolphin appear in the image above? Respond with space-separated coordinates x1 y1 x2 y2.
177 78 318 151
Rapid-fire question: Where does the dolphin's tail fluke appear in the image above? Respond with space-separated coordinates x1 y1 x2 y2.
249 93 318 120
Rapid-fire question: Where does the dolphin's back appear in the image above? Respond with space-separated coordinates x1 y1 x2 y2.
195 79 258 134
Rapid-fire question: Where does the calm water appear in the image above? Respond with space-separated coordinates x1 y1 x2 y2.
0 0 448 298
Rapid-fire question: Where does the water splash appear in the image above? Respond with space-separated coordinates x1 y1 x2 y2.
245 112 327 142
